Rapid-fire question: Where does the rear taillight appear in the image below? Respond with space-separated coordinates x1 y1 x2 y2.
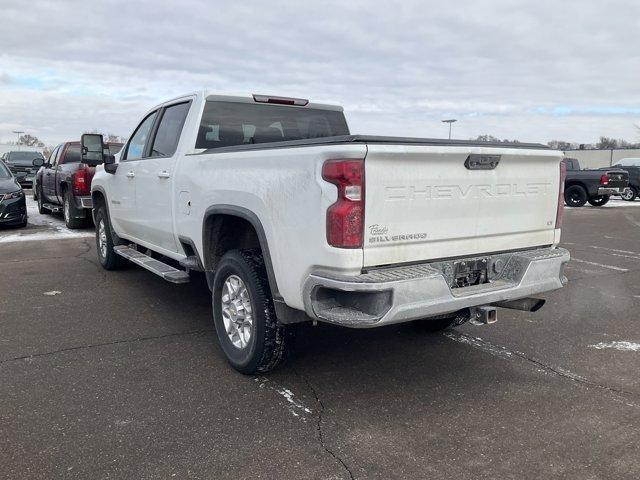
556 161 567 228
599 174 609 185
72 165 90 195
322 159 365 248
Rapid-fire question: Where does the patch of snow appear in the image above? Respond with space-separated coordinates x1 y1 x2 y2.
255 377 312 420
43 290 62 296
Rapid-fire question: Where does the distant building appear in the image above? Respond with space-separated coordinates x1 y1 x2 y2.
563 148 640 169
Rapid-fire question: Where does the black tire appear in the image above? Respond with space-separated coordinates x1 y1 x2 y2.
587 195 610 207
94 206 127 270
564 185 588 207
622 187 638 202
37 185 48 214
63 190 85 229
212 249 291 374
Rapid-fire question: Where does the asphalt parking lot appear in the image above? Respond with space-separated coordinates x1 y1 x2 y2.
2 196 640 480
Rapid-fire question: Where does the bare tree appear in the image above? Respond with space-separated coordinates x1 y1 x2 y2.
547 140 576 150
18 134 45 148
84 130 127 143
474 135 520 143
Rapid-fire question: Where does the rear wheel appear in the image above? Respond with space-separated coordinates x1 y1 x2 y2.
94 206 127 270
63 190 85 229
587 195 610 207
212 249 291 374
564 185 588 207
622 187 637 202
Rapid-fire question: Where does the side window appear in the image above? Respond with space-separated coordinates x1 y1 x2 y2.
124 111 157 160
47 146 60 166
51 145 64 167
51 143 68 168
150 102 190 157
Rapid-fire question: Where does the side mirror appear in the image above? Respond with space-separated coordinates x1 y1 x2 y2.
104 154 118 174
81 133 105 166
33 158 45 167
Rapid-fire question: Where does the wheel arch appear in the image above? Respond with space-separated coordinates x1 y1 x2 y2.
202 205 280 300
564 180 587 191
91 187 109 225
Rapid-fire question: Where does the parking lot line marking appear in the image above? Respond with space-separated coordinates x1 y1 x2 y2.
589 341 640 352
571 258 628 272
0 230 93 244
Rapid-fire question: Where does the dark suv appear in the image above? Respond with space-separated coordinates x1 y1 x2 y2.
3 150 45 187
35 141 123 228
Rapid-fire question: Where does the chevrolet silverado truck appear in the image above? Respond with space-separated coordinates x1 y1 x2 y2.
35 141 123 228
82 92 570 374
563 157 629 207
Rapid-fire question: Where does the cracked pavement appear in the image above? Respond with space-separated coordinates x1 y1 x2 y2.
1 200 640 479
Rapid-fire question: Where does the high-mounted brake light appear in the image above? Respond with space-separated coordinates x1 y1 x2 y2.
556 161 567 228
322 159 365 248
252 94 309 106
599 174 609 185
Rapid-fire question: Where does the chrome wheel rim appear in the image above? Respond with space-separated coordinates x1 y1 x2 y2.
97 219 108 259
622 190 634 200
221 275 253 349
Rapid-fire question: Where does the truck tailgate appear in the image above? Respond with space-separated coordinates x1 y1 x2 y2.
363 144 562 267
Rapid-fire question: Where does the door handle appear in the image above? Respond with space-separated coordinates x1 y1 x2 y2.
126 171 135 178
157 170 171 179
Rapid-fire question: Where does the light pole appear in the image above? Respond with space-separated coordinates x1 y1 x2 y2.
12 130 24 150
441 119 457 140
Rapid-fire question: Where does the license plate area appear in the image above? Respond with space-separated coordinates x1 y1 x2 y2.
452 258 489 288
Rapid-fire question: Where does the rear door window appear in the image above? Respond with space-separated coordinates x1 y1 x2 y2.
150 102 191 157
61 145 81 164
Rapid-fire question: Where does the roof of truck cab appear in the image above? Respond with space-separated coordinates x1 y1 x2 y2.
203 92 344 111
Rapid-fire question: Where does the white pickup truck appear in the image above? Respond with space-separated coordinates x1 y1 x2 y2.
82 91 570 374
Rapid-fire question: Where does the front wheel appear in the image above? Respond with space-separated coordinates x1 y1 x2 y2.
212 249 291 374
94 206 127 270
622 187 638 202
587 195 610 207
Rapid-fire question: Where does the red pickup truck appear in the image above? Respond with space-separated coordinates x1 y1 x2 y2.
34 141 123 228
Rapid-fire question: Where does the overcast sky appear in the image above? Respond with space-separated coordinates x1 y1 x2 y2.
1 0 639 146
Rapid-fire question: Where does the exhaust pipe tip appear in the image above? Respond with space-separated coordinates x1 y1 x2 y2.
494 298 546 313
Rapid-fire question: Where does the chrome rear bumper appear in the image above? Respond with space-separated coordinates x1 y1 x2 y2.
303 247 570 328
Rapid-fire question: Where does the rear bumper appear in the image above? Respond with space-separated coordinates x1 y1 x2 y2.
302 247 570 328
75 196 93 209
598 186 628 196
